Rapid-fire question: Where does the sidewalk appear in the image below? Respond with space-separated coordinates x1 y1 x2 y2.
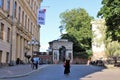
0 64 48 79
81 67 120 80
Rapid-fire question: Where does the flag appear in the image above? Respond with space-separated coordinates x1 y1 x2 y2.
37 9 46 25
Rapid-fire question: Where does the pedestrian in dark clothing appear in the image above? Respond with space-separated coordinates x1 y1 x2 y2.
16 58 20 65
31 56 34 69
64 58 70 75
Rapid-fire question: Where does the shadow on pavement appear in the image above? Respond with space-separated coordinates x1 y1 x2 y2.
70 64 105 80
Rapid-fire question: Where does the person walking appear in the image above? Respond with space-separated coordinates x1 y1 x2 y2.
31 55 40 69
64 58 70 75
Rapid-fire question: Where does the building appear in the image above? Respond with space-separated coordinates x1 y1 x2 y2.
48 39 73 63
91 19 106 61
0 0 42 66
34 52 53 64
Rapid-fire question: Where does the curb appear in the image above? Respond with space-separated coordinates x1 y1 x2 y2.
0 65 48 79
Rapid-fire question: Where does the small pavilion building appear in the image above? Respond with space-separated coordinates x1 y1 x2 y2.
48 39 73 63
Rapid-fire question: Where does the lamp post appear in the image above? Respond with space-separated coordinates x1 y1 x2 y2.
28 37 40 56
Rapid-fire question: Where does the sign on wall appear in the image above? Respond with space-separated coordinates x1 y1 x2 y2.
37 9 46 25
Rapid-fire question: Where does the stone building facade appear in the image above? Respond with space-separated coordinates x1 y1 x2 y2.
91 19 106 61
49 39 73 63
0 0 42 65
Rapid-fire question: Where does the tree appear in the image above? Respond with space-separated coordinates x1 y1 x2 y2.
106 41 120 57
106 41 120 65
97 0 120 41
59 8 93 59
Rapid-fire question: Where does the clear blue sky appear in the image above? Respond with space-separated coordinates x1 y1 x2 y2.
40 0 102 52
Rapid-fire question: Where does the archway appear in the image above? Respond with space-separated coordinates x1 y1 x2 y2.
59 46 66 62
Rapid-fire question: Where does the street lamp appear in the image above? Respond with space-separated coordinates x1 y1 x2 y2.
28 37 40 56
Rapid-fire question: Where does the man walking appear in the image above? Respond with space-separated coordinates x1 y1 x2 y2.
31 55 40 69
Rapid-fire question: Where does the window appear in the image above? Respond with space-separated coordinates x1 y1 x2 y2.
28 18 29 31
36 6 38 14
0 51 2 63
18 7 21 21
0 23 4 40
54 52 57 60
6 0 10 12
7 27 10 42
25 15 27 29
0 0 3 9
29 0 31 5
6 52 9 63
27 0 30 3
31 0 33 8
22 11 24 25
68 53 71 59
30 22 32 33
14 1 17 18
34 2 36 13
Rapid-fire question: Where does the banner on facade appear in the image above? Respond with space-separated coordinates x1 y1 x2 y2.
37 9 46 25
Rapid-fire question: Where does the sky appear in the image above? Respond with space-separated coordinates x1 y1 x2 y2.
40 0 102 52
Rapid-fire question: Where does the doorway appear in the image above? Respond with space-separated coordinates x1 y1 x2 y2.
59 46 66 62
0 51 2 64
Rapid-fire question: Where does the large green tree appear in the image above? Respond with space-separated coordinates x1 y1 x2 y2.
97 0 120 41
59 8 93 58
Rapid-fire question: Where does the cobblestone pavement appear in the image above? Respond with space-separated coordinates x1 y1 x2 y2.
0 64 48 79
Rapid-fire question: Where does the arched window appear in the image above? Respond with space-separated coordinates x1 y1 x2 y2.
18 6 21 21
6 0 10 12
0 0 3 9
14 1 17 18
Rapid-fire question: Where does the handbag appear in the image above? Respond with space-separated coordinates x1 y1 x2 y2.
63 62 66 67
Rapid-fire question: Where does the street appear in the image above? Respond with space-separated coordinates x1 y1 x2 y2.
2 64 104 80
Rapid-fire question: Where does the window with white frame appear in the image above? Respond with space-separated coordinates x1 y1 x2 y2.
0 23 4 40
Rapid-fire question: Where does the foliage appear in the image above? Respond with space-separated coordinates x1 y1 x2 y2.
106 41 120 57
97 0 120 41
59 8 93 59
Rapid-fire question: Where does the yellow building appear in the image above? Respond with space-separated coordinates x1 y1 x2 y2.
0 0 42 66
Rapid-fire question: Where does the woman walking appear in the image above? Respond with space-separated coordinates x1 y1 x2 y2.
64 58 70 75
